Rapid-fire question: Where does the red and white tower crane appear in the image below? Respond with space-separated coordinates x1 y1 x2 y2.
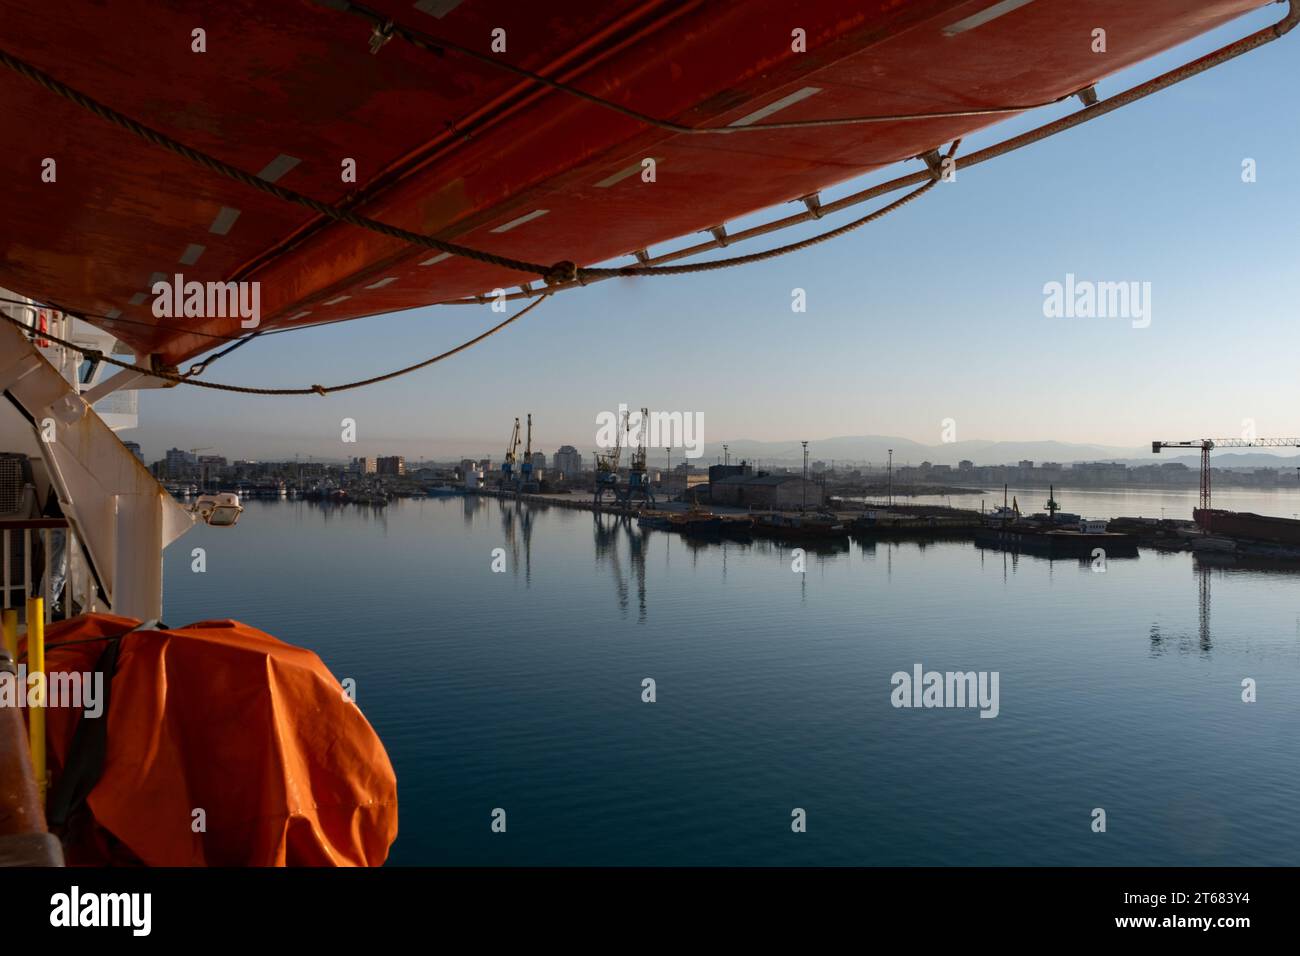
1152 437 1300 517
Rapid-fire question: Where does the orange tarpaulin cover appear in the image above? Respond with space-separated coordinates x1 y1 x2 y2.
26 613 397 866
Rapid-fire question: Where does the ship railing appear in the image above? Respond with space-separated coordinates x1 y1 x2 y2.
0 518 97 622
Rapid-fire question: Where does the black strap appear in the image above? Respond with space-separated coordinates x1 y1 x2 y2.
45 636 122 828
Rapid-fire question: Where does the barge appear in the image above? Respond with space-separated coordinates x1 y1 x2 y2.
1194 508 1300 547
973 525 1139 559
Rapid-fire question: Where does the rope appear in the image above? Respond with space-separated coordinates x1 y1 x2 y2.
0 44 957 302
582 140 957 278
431 140 955 303
0 295 259 343
184 330 263 377
1 294 305 379
427 0 1300 308
0 295 548 396
336 1 1072 134
0 47 571 284
4 0 1287 381
1 294 291 377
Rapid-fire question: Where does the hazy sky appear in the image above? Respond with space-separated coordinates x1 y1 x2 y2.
135 7 1298 463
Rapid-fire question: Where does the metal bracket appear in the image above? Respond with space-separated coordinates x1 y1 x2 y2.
81 367 147 406
50 393 84 426
708 225 729 247
919 149 946 180
369 21 395 55
800 193 824 219
1076 85 1099 107
148 355 181 389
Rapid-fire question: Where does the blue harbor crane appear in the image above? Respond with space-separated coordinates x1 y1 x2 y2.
593 409 625 509
624 407 656 509
499 417 521 490
519 414 539 493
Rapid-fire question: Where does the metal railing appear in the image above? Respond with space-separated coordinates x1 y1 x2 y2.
1 518 97 622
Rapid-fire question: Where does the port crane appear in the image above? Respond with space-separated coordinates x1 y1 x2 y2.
624 406 656 509
500 417 521 489
593 409 625 508
519 413 539 493
1152 437 1300 515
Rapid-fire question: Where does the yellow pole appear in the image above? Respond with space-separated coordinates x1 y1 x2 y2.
1 607 15 662
26 598 46 801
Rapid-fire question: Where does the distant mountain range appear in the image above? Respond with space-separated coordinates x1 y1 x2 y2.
700 436 1300 471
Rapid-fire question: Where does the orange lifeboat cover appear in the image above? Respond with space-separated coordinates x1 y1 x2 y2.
27 613 397 866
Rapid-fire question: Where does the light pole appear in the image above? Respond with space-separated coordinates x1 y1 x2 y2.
888 448 893 507
723 443 729 467
801 441 809 513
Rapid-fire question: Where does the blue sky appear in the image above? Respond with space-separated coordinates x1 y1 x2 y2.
138 6 1299 463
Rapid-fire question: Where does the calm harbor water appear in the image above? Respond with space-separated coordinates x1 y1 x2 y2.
163 490 1300 866
898 484 1300 521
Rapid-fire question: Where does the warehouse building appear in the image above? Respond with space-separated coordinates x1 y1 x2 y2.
710 474 824 510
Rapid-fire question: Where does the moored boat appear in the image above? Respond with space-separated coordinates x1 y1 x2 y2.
667 512 725 536
754 512 850 539
973 523 1138 559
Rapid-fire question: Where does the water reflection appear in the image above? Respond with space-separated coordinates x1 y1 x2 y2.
497 500 1300 649
591 512 646 622
303 498 389 532
1149 562 1214 657
497 498 534 586
462 493 484 525
169 497 1300 865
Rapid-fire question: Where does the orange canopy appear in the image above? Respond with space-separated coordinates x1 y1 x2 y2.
27 613 397 866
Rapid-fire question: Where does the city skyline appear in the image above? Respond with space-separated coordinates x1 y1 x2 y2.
136 433 1300 472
